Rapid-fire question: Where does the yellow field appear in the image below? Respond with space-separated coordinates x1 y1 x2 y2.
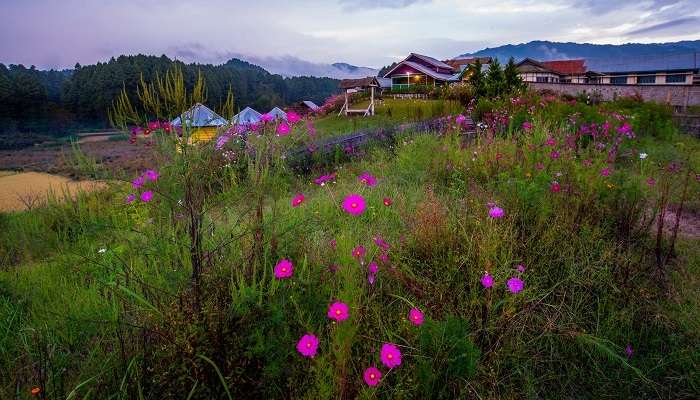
0 171 106 212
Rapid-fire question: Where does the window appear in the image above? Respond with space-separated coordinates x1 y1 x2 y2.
665 74 686 83
610 76 628 85
536 76 548 83
637 75 656 84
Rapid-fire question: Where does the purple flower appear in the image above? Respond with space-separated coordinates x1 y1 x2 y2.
368 274 376 285
455 114 466 125
368 262 379 274
380 343 402 368
507 277 524 293
140 191 153 203
516 264 526 273
625 344 634 359
291 193 305 207
327 302 349 321
126 194 136 204
144 169 159 182
132 175 145 189
314 173 336 186
358 172 378 187
488 206 505 219
600 167 611 177
277 122 290 136
296 334 319 358
363 366 382 386
274 259 293 279
342 194 366 216
409 308 424 326
287 111 301 124
550 150 560 160
261 113 273 123
481 273 494 288
352 245 366 259
373 236 390 250
522 121 533 131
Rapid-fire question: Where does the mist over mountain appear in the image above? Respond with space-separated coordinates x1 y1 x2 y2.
236 55 378 79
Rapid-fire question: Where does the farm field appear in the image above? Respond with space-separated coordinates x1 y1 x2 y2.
1 92 699 399
0 171 105 212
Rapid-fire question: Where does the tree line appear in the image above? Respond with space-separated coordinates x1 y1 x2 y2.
0 55 340 136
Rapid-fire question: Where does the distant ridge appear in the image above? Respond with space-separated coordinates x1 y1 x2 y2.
459 40 700 64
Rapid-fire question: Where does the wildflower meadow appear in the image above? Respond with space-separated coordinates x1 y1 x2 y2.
0 73 699 399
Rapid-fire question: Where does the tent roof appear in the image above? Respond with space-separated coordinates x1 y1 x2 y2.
233 106 262 124
267 107 288 120
302 101 320 110
171 103 228 127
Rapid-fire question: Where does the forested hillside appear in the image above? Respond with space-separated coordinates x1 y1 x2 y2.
0 55 340 136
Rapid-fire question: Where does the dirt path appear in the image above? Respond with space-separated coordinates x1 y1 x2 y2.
0 172 106 212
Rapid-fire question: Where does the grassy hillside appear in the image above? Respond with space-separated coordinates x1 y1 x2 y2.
1 93 699 399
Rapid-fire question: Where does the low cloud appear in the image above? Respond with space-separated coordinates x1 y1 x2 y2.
626 16 700 36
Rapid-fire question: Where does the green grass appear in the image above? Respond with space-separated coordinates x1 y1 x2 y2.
1 93 699 399
312 98 462 139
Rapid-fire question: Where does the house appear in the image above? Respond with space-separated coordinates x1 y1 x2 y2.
383 53 460 90
267 107 288 121
288 100 320 115
171 103 228 143
233 106 262 125
587 52 699 85
516 58 565 83
519 54 699 86
445 57 492 75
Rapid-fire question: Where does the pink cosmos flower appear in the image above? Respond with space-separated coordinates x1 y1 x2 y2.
274 259 293 279
126 194 136 204
582 159 592 167
550 181 561 193
363 366 382 386
545 137 556 146
550 150 560 160
522 121 533 131
600 167 611 177
329 239 337 249
488 206 505 219
147 121 160 131
291 193 305 207
261 113 273 123
455 114 466 125
368 262 379 274
140 191 153 202
380 343 402 368
409 308 424 326
383 197 392 207
507 277 524 293
277 122 290 136
287 111 301 124
352 245 366 259
368 274 376 285
296 334 319 358
373 236 390 250
144 169 159 182
327 302 349 321
646 177 656 186
481 273 494 288
342 194 366 216
379 252 389 263
132 175 145 189
535 162 545 171
314 173 336 186
358 172 378 187
516 264 526 273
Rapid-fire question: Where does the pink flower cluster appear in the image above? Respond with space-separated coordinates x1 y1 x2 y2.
126 169 159 204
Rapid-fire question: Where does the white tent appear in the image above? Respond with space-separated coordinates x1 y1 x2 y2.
232 106 262 125
267 107 288 121
171 103 228 127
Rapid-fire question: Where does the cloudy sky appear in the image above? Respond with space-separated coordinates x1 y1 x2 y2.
1 0 699 69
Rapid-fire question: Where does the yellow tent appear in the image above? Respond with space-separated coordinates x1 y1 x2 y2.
171 103 228 144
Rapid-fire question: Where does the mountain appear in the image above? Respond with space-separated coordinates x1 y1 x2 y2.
0 55 340 136
236 55 378 79
459 40 700 63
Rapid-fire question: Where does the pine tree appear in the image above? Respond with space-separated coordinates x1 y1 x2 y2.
486 58 505 97
503 57 524 94
468 59 486 98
